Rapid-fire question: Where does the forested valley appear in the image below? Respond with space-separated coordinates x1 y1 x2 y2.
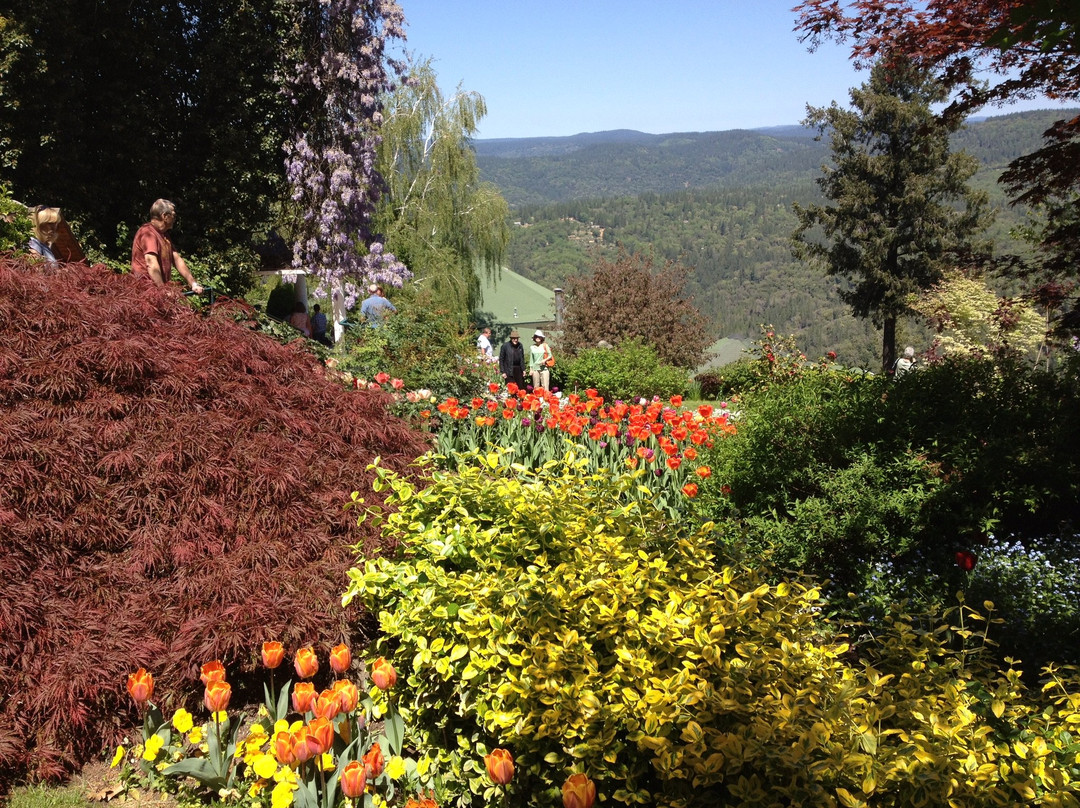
481 109 1075 367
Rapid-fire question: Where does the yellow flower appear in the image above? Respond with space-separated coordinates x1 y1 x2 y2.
386 755 406 780
274 718 291 735
274 766 298 785
188 726 205 745
171 708 194 734
252 753 279 780
248 781 266 799
319 752 335 772
142 734 164 761
110 745 126 768
271 780 296 808
211 710 229 724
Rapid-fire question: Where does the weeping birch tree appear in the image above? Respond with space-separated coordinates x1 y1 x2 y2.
375 59 509 321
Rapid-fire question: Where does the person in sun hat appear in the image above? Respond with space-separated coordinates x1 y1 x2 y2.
528 329 553 391
498 329 526 390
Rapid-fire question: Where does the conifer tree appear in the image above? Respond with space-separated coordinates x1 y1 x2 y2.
792 58 992 372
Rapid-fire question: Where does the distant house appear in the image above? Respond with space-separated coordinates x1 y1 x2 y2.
474 265 560 337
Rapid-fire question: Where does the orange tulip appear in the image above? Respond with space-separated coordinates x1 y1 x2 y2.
484 748 514 785
340 760 367 798
681 482 699 498
362 742 385 779
204 679 232 712
313 689 341 721
294 647 319 679
330 643 352 675
292 681 317 714
370 657 397 691
562 773 596 808
200 660 226 685
262 642 285 669
292 726 319 763
308 716 334 756
126 668 154 707
272 730 298 766
332 679 360 713
695 465 712 479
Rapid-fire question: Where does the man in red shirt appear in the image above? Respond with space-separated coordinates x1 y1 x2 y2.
130 199 204 292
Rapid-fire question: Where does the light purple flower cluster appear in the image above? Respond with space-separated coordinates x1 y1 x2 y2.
283 0 412 303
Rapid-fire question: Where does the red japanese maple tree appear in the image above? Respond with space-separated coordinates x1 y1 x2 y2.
0 256 429 786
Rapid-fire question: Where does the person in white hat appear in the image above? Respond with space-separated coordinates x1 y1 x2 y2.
528 329 554 391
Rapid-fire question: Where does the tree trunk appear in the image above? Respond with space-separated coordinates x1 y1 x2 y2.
882 317 897 374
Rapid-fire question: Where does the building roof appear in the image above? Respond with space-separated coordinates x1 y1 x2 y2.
474 265 556 327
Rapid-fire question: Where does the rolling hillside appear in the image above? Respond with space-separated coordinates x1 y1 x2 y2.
478 110 1076 368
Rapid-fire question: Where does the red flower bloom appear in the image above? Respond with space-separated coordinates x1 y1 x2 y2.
261 642 285 670
695 465 712 479
363 741 386 779
681 482 699 498
340 760 367 798
485 748 514 785
204 679 231 713
956 550 977 571
375 372 390 385
126 669 154 707
370 657 397 691
294 647 319 679
669 394 683 406
200 660 226 685
330 643 352 675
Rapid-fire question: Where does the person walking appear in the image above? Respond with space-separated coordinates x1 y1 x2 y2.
498 330 526 390
130 199 204 293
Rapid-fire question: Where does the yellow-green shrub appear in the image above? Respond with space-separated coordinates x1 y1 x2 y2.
344 450 1080 807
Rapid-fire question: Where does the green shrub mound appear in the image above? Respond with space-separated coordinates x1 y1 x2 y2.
0 257 429 788
696 356 1080 667
346 450 1080 808
561 339 689 401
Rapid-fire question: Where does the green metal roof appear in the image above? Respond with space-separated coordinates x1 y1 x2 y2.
474 265 556 327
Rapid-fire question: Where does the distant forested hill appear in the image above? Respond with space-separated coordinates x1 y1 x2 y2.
480 110 1076 368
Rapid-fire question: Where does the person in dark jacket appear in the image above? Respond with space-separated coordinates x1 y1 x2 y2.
498 329 526 390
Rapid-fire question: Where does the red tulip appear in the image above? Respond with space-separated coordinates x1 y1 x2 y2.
370 657 397 691
681 482 699 498
272 730 297 766
340 760 367 798
333 680 360 713
362 742 385 779
308 716 334 755
956 550 977 571
292 681 317 714
484 748 514 785
204 679 232 713
262 642 285 669
695 465 712 479
294 647 319 679
200 660 226 685
126 668 154 707
330 643 352 675
562 773 597 808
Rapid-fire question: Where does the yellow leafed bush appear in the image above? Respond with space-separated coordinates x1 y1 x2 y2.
344 449 1080 807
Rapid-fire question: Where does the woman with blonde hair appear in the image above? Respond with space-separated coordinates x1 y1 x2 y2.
29 206 62 263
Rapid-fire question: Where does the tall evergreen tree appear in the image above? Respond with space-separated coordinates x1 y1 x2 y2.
375 59 509 321
792 58 992 372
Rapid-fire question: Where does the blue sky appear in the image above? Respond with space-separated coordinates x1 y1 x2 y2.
392 0 1068 140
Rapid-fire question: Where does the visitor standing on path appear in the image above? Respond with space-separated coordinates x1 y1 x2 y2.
477 327 494 360
528 329 553 391
498 329 526 390
359 283 396 327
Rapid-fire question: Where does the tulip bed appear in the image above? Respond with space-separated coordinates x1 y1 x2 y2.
115 643 597 808
423 383 735 518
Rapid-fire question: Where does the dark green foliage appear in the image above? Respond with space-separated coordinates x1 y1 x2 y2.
266 280 299 321
0 255 429 787
793 58 993 372
695 359 760 398
697 356 1080 666
561 340 689 402
0 183 30 251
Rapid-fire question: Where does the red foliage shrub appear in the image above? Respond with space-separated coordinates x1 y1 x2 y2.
0 256 429 787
